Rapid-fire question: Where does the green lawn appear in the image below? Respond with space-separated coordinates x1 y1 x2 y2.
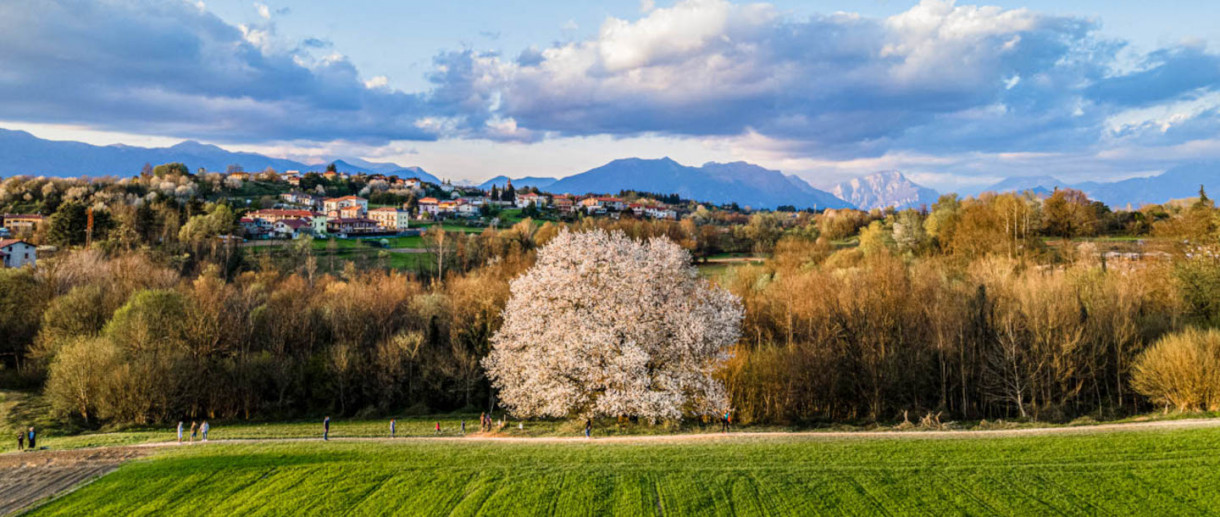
27 426 1220 515
413 221 486 233
310 236 426 251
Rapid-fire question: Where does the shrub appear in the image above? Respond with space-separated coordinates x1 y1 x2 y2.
1131 328 1220 412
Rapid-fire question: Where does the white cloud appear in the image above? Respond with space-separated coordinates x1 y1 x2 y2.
364 75 389 89
3 0 1220 190
0 0 437 143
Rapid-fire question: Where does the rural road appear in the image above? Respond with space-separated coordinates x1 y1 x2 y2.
117 416 1220 446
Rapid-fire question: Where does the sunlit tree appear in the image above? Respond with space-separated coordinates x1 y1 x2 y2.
484 229 743 421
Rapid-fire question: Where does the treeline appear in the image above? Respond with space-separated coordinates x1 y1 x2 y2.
3 174 1220 426
721 250 1193 423
3 249 532 424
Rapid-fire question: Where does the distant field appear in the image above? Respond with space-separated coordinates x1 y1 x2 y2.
310 235 426 250
27 425 1220 515
412 222 486 233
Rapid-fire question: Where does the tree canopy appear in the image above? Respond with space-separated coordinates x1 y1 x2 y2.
484 229 743 421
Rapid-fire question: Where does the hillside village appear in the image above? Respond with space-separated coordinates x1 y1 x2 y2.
0 158 1213 272
172 167 682 241
0 164 704 265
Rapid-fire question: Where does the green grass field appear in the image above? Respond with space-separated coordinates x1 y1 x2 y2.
309 236 428 251
26 426 1220 515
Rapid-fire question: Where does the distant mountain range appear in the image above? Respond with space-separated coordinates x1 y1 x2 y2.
984 163 1220 208
830 171 941 210
0 128 441 183
477 176 558 190
543 158 851 210
5 128 1217 209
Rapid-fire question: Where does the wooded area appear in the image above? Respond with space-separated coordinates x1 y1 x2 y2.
3 173 1220 426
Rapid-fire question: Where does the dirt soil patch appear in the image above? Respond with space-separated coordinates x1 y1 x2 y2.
0 447 148 515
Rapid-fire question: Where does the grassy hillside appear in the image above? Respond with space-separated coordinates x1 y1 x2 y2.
29 426 1220 515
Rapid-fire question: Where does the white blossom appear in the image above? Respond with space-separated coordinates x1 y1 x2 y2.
483 229 742 421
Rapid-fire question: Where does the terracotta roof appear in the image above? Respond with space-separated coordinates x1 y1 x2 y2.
278 219 309 229
419 197 439 204
0 239 32 249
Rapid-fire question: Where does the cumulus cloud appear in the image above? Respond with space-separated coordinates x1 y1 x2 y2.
1 0 1219 178
0 0 440 144
430 0 1220 159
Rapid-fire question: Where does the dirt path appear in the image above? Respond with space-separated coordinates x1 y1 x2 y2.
124 416 1220 446
0 447 147 515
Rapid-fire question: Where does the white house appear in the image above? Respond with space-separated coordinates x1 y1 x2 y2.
310 215 329 236
456 202 480 217
0 239 36 268
646 207 678 220
418 197 440 217
581 196 625 212
516 192 547 208
369 207 411 231
323 195 369 213
273 219 310 239
280 191 322 209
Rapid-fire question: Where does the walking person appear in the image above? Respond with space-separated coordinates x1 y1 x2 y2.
390 418 396 438
461 420 466 435
201 421 210 442
190 421 198 443
177 421 184 443
435 422 441 435
584 419 592 439
323 416 330 441
17 431 23 451
27 427 35 450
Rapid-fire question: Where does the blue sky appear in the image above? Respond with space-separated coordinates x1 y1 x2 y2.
2 0 1220 191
